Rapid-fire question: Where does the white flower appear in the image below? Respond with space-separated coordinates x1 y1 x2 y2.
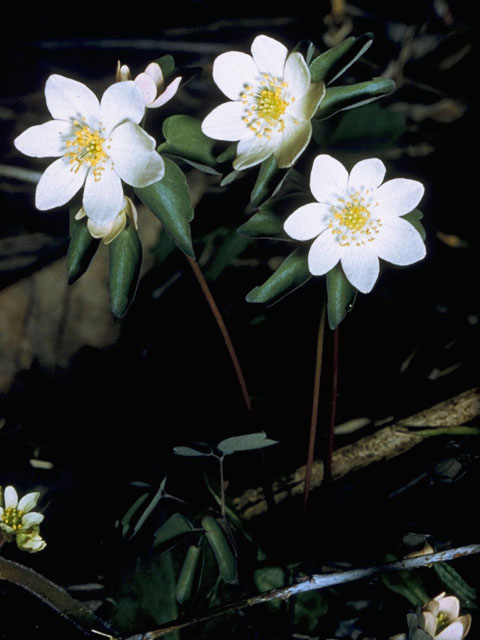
75 195 138 245
117 61 182 109
0 485 46 553
284 154 426 293
201 34 325 171
14 74 164 226
420 592 471 639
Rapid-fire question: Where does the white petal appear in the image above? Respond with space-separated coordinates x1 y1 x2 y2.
421 611 437 635
436 621 468 640
144 62 163 87
201 102 247 142
22 512 44 527
310 155 349 204
134 72 158 105
18 492 40 513
82 165 124 224
148 76 182 108
341 244 380 293
284 202 331 240
45 75 100 127
100 81 146 135
88 213 126 244
348 158 386 194
284 52 310 99
375 216 426 265
251 35 288 78
14 120 74 158
273 118 311 168
109 122 164 187
288 81 325 121
234 135 274 170
4 486 18 509
375 178 425 217
308 231 342 275
213 51 258 100
437 595 460 619
36 157 87 210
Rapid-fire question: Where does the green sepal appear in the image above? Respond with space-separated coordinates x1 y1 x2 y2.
135 157 195 258
158 115 218 168
309 33 374 84
108 225 142 318
433 562 478 610
202 515 237 584
238 193 312 240
154 54 176 84
246 247 311 304
153 513 194 551
315 78 395 120
326 264 357 330
175 545 203 605
292 39 316 64
250 155 289 209
403 209 426 241
67 207 100 284
216 143 237 165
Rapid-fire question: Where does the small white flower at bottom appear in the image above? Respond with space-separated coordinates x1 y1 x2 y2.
283 154 426 293
76 195 138 244
0 485 46 553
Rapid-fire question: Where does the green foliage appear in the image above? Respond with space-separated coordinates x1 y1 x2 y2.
202 516 237 584
120 493 150 538
315 78 395 120
67 208 99 284
159 115 220 172
246 248 311 304
203 228 250 282
173 444 213 457
108 225 142 318
238 193 312 240
433 562 478 610
404 209 426 241
217 432 279 455
154 54 176 84
175 544 203 604
153 513 194 551
135 157 195 258
326 264 357 330
380 554 429 606
250 155 289 208
310 33 374 84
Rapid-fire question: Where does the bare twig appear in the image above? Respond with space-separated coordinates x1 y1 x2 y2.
123 544 480 639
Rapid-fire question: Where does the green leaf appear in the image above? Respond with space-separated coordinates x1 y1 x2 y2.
202 515 237 584
326 264 357 330
135 157 195 258
153 513 194 551
254 566 285 610
130 481 167 539
250 155 289 208
433 562 478 610
159 115 218 167
120 493 150 538
67 208 99 284
238 193 312 239
220 169 243 186
381 554 429 607
173 445 212 457
154 54 176 84
292 39 316 64
204 229 250 282
108 225 142 318
315 78 395 120
246 247 311 304
175 545 203 605
310 33 374 84
217 432 279 455
403 209 426 241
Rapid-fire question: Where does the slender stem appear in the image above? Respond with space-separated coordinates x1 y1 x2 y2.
126 544 480 639
325 327 339 485
187 256 252 415
219 456 226 519
303 302 326 509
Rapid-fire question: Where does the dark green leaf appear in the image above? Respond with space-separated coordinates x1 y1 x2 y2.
220 169 244 186
216 143 237 165
175 545 203 605
250 155 289 208
154 54 176 84
403 209 426 241
159 115 218 167
433 562 478 610
310 33 374 84
67 208 100 284
238 193 312 239
153 513 194 551
381 554 429 606
131 481 167 539
204 231 250 281
217 432 279 455
120 493 150 538
109 225 142 318
326 264 357 330
246 248 311 304
315 78 395 120
254 566 285 610
292 39 316 64
135 157 195 258
173 445 212 457
202 515 237 584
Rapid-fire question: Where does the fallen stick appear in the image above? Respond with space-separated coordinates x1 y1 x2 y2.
233 388 480 520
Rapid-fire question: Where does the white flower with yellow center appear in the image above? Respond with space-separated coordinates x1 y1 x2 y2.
117 61 182 109
420 592 471 639
284 154 426 293
14 74 164 227
0 485 46 553
201 34 325 171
